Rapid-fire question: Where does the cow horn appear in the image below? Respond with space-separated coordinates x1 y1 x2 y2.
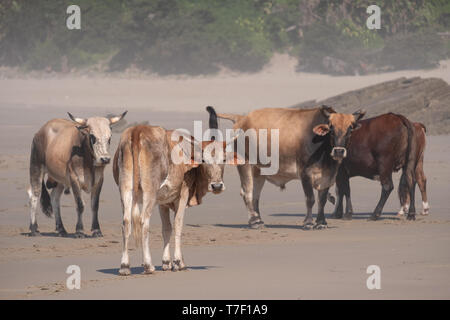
67 112 87 125
320 105 335 118
109 110 128 125
352 109 366 121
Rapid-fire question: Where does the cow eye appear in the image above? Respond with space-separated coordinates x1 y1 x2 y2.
90 134 96 145
108 137 111 144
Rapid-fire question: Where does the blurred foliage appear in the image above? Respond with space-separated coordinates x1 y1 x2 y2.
0 0 449 75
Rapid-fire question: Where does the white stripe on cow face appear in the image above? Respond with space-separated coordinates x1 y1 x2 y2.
86 117 112 166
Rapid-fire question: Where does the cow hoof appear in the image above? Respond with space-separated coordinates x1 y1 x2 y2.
248 221 265 229
75 231 87 238
57 230 69 237
330 213 343 219
421 209 429 216
302 222 314 230
368 215 379 221
91 230 103 238
342 214 352 221
162 260 172 271
142 264 155 274
29 230 41 237
118 264 131 276
172 260 186 272
313 223 327 230
407 214 416 221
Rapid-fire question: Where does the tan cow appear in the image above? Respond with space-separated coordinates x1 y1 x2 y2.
113 108 236 275
28 112 127 237
215 105 365 229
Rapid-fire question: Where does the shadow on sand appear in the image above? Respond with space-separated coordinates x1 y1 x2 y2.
97 265 218 275
21 231 101 238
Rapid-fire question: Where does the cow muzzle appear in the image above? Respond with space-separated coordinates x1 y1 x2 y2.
94 156 111 166
331 147 347 161
210 182 225 194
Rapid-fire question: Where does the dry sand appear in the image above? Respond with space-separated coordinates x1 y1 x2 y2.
0 56 449 299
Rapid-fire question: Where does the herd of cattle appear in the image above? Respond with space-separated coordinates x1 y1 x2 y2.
26 105 428 275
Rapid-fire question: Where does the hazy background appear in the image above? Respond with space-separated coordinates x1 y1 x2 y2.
1 0 449 76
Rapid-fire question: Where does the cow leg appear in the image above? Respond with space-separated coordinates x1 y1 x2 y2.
416 163 429 215
301 175 315 229
370 173 393 220
331 169 347 219
51 184 67 236
70 180 86 238
29 163 44 236
238 164 264 228
344 187 354 220
141 192 156 274
119 188 133 276
406 183 416 221
314 188 329 229
330 185 344 219
341 175 353 220
173 188 189 271
159 205 172 271
90 176 104 237
252 168 266 219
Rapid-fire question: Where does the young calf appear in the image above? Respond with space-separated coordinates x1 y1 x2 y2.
113 110 236 275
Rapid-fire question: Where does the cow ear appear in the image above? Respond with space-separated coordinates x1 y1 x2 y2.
76 125 89 134
68 112 87 125
352 122 362 131
352 109 366 121
313 124 330 136
109 110 128 125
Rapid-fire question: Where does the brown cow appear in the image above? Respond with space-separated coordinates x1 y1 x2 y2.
113 108 237 275
28 112 127 237
216 105 365 229
329 113 419 220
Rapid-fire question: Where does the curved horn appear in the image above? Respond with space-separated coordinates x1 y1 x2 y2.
352 109 366 121
67 112 87 125
109 110 128 125
320 105 335 118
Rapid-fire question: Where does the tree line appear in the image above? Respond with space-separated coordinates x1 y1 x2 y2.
0 0 449 75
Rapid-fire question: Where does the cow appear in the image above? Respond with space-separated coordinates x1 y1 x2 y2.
113 107 237 275
215 105 365 229
328 113 420 221
28 111 127 237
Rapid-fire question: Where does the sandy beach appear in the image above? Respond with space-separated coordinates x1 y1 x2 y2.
0 56 449 299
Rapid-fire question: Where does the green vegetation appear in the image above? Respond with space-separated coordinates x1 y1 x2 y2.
0 0 449 75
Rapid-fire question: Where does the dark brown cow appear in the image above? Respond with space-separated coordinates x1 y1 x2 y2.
329 113 419 221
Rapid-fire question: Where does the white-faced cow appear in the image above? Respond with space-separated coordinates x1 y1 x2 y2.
28 112 127 237
113 107 236 275
215 105 365 229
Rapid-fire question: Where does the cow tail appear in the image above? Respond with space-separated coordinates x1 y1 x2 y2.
40 181 53 217
131 129 142 245
397 115 417 208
